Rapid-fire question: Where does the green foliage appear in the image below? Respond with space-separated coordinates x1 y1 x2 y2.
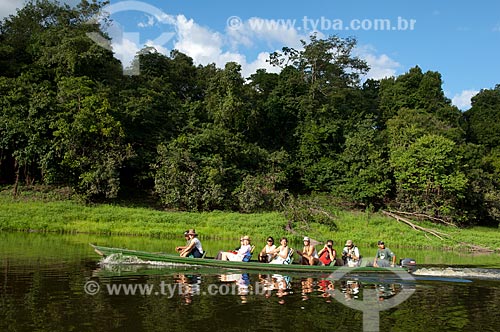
205 62 251 133
47 76 132 199
334 118 392 205
153 126 272 211
233 150 289 212
283 195 339 233
465 85 500 148
0 74 55 185
390 134 468 222
0 3 499 227
378 66 463 133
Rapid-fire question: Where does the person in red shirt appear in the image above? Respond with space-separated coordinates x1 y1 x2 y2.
318 239 337 266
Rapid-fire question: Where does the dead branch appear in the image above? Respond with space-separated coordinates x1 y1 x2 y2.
382 210 450 240
308 207 336 221
392 210 457 227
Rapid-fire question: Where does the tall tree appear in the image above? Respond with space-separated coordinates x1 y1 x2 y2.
390 134 468 222
46 76 131 199
269 35 369 192
465 85 500 148
0 74 55 192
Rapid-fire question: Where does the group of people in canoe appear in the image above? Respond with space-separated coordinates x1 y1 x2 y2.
176 229 396 267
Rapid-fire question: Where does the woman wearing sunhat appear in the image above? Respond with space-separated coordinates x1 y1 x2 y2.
220 236 252 261
179 229 204 258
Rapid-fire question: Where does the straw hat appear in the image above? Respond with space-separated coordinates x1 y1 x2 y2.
187 229 197 236
240 235 251 241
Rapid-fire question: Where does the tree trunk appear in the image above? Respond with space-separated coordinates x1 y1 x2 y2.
13 160 19 197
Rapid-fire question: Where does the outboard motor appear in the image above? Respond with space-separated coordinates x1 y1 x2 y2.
399 258 417 273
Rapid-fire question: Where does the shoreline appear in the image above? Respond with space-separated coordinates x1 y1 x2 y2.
1 191 499 253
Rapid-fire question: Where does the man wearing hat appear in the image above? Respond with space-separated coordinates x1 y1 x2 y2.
176 230 191 253
297 236 319 265
179 229 204 258
373 241 396 267
341 240 360 267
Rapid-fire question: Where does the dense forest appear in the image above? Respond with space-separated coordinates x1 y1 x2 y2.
1 0 499 227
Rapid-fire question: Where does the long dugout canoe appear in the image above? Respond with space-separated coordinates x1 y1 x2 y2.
90 244 411 274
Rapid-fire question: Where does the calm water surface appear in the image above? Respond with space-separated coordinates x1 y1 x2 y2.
1 232 499 332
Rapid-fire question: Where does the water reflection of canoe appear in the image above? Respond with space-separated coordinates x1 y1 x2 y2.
90 244 411 274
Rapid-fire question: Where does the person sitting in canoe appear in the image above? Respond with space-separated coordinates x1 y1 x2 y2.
341 240 360 267
317 239 337 266
269 237 292 264
175 230 190 253
258 236 276 262
373 240 396 267
296 236 319 265
219 236 252 261
179 229 204 258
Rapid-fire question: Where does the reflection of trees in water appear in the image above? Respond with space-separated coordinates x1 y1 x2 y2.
2 263 500 332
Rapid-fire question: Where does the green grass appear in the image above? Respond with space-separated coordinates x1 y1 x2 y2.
1 188 499 251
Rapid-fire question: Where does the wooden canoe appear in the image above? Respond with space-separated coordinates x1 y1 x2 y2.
90 244 411 274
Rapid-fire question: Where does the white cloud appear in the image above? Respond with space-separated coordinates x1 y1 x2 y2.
242 52 280 77
138 15 155 28
172 15 279 78
173 15 225 65
107 12 402 81
451 90 479 110
112 37 141 70
355 45 400 80
0 0 24 20
2 1 402 82
227 17 306 50
362 53 400 79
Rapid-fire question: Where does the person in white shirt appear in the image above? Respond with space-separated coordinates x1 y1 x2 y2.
175 230 190 253
258 236 276 262
341 240 360 267
269 237 292 265
179 229 204 258
221 236 252 261
296 236 319 265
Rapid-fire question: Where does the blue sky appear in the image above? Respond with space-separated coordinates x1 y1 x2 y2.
2 0 499 109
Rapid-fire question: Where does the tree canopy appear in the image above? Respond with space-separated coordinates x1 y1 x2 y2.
1 0 499 227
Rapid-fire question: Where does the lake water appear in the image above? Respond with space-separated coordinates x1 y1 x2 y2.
1 232 500 332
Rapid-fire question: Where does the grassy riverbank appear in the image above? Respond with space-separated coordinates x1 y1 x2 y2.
0 188 499 251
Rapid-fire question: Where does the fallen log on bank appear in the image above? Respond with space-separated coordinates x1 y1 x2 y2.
381 210 451 240
391 210 457 227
